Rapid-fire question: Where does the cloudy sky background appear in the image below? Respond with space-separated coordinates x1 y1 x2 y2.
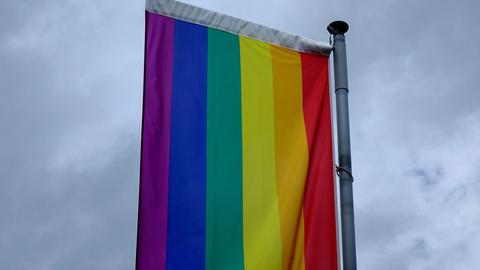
1 0 479 269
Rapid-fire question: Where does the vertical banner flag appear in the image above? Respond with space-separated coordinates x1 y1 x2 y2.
137 1 337 270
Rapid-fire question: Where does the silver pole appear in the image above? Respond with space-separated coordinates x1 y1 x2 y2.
328 21 357 270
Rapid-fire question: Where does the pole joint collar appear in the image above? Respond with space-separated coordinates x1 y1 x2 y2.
335 87 349 93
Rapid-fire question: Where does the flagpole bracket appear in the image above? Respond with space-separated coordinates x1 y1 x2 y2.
336 165 354 180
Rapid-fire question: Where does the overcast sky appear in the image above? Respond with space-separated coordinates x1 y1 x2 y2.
1 0 480 269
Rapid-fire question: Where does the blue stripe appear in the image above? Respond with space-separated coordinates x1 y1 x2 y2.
166 20 207 270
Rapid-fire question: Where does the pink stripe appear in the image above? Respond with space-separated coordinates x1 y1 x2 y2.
136 12 175 270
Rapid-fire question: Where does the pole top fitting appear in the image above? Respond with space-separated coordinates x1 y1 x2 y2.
327 21 349 35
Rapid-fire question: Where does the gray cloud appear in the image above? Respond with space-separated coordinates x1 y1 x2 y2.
1 0 479 269
1 0 142 269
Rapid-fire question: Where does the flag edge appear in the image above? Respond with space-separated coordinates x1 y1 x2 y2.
146 0 332 55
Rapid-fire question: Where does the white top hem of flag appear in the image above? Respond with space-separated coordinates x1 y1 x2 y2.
146 0 333 55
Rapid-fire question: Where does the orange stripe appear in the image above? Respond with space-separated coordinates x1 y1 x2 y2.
271 45 309 270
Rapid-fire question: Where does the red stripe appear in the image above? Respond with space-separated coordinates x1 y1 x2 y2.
301 53 338 270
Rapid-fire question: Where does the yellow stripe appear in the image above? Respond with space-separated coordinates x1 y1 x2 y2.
271 45 309 270
240 37 282 270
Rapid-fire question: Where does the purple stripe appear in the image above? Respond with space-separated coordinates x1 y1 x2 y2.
136 11 175 270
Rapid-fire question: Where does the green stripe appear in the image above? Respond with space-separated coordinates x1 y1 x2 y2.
206 28 244 270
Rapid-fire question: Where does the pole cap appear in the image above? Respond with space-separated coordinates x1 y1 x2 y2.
327 21 349 35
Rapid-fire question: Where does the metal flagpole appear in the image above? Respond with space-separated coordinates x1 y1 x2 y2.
327 21 357 270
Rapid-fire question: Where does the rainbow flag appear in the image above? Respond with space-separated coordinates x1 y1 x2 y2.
137 1 338 270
